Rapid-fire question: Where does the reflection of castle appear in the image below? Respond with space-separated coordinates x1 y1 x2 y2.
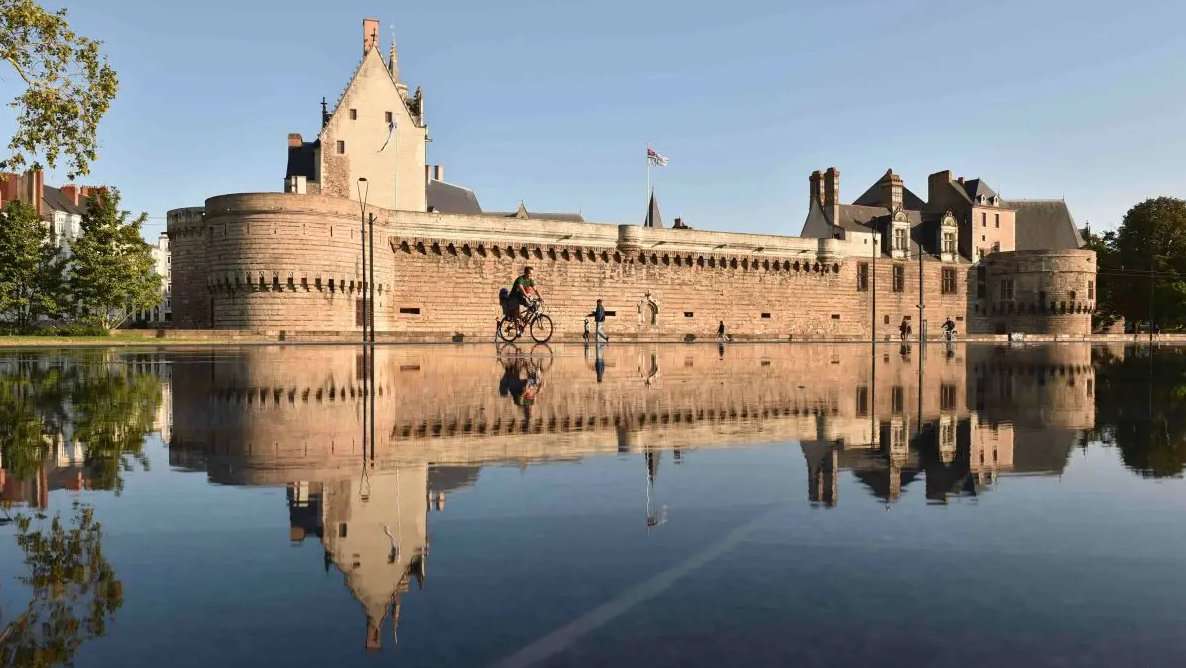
287 469 428 650
154 342 1105 647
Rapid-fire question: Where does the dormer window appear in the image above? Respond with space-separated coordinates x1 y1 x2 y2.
938 211 959 262
887 207 911 259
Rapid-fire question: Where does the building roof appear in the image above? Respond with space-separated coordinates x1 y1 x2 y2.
488 203 585 222
852 171 926 210
643 192 663 228
41 185 86 216
960 178 998 202
1001 199 1084 250
286 141 318 180
427 179 481 215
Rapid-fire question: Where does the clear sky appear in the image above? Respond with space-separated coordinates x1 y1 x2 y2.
5 0 1186 240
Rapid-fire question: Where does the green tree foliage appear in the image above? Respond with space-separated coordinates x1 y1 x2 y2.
67 190 160 330
0 0 118 178
1106 197 1186 329
0 200 65 328
1080 224 1121 329
0 506 123 667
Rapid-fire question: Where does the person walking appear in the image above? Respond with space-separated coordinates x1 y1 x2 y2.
717 320 731 342
899 317 911 342
587 299 609 342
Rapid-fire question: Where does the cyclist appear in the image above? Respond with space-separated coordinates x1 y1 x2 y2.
509 266 541 321
942 317 957 342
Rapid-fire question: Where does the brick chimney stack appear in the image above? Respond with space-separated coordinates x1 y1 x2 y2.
60 184 80 207
880 169 903 211
823 167 840 207
288 133 303 148
363 18 380 55
809 170 823 208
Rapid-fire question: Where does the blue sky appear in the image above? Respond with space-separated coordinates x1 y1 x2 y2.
5 0 1186 240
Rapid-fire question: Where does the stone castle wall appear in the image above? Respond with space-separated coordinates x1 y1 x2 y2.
167 193 1094 338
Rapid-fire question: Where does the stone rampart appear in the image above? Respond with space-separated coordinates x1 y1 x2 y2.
168 193 1094 338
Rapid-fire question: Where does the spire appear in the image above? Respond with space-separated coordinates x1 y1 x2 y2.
388 24 400 81
643 191 664 228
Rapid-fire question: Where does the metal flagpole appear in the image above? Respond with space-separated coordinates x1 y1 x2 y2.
647 146 652 202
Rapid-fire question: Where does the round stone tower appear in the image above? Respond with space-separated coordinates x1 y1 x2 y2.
166 206 210 328
974 249 1096 335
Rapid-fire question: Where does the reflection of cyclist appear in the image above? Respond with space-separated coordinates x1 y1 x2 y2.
509 266 540 320
498 354 544 419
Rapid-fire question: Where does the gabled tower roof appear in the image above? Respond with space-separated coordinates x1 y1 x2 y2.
644 192 664 228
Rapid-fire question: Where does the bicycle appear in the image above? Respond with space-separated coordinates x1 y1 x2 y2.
497 298 554 343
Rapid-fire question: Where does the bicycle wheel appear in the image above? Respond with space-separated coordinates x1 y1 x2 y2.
497 317 521 342
529 314 554 343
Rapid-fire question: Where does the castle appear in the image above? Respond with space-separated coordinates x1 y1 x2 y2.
167 18 1095 339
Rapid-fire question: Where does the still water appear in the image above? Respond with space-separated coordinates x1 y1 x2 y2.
1 342 1185 666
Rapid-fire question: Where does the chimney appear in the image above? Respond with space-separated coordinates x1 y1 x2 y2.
425 165 432 184
823 167 840 207
288 133 303 148
809 170 823 208
880 169 903 211
60 184 80 207
26 169 44 217
363 18 380 55
433 165 444 182
928 170 953 206
956 176 965 184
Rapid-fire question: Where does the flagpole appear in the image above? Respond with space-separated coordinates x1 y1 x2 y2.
646 146 652 202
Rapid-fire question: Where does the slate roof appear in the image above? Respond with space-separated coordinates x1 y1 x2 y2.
286 141 318 179
41 185 86 216
427 179 482 215
487 207 585 222
960 178 998 202
1001 198 1084 250
643 192 663 228
852 171 927 210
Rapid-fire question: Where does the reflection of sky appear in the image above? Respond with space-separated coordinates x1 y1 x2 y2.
2 430 1186 666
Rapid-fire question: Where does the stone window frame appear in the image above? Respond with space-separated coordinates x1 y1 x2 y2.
892 264 905 292
336 140 346 154
941 267 957 295
856 262 869 292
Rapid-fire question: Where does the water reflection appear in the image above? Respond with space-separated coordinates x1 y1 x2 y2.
2 342 1186 663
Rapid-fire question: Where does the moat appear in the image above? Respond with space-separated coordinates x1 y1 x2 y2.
2 342 1185 666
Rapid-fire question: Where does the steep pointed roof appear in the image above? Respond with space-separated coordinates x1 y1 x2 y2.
644 191 664 228
961 178 998 201
852 170 926 210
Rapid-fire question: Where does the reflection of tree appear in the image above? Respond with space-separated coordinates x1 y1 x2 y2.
0 354 161 494
69 368 159 493
0 506 123 668
1092 347 1186 477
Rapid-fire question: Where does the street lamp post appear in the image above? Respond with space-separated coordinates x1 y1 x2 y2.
357 178 370 345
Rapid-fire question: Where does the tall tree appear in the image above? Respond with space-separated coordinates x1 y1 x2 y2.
1080 224 1122 330
0 0 118 178
67 189 160 330
1113 197 1186 328
0 199 65 328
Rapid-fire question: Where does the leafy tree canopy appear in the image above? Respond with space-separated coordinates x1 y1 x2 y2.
67 189 160 330
0 0 118 178
0 199 65 327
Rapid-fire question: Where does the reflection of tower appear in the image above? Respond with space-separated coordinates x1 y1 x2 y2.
316 467 429 651
801 441 838 506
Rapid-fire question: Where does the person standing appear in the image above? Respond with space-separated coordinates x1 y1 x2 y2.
587 299 609 342
717 320 728 342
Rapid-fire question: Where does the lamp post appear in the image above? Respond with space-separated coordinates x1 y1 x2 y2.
357 178 370 345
